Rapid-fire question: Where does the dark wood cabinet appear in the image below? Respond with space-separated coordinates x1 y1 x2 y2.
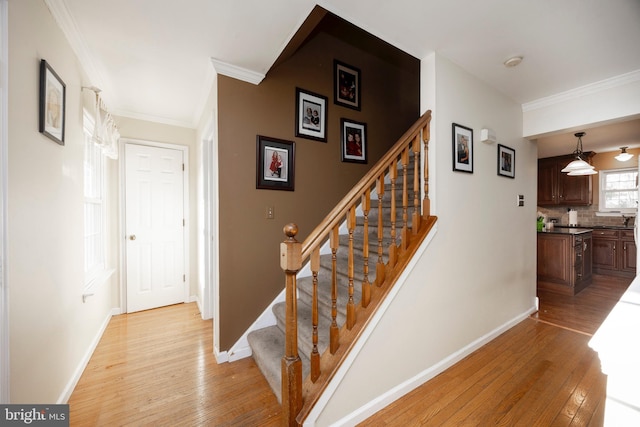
537 154 594 206
537 232 593 295
592 228 636 277
592 229 618 271
621 230 636 274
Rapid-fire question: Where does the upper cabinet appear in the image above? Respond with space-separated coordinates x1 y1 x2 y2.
537 153 594 206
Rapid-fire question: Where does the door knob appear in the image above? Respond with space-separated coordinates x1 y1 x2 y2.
129 235 136 241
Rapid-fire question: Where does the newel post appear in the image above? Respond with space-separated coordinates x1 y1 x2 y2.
281 223 302 427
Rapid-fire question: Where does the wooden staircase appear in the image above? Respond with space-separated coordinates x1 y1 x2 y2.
247 111 435 426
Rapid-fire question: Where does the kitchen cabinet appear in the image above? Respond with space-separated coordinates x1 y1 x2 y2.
621 230 637 273
537 230 593 295
592 228 636 277
537 153 594 206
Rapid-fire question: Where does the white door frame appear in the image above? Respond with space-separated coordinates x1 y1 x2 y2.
119 138 190 312
199 119 217 321
0 0 9 403
201 115 222 358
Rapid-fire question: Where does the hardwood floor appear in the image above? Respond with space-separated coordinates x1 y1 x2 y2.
68 274 631 426
68 303 281 426
532 273 632 336
361 274 632 426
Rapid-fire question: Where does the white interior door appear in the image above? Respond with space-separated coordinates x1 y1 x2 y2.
125 143 185 313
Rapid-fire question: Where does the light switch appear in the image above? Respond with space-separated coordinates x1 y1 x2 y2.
265 206 275 219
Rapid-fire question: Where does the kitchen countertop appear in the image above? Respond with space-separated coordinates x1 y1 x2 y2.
537 228 592 235
553 225 633 230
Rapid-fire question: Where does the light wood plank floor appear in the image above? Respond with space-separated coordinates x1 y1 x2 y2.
68 303 281 426
69 274 632 426
361 274 632 426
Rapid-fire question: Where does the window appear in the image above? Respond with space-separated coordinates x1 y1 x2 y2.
599 168 638 213
83 112 105 284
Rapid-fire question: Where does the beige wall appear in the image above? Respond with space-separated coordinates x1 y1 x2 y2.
7 0 116 402
315 53 538 424
216 31 420 349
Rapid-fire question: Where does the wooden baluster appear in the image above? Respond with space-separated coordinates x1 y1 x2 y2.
347 207 356 330
412 134 421 234
389 159 398 268
422 117 431 218
401 148 409 251
361 190 371 307
376 173 386 286
330 226 340 354
280 224 302 427
310 247 320 383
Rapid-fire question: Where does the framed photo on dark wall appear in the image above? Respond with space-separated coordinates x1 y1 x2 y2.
340 119 367 164
452 123 473 173
39 59 66 145
497 144 516 178
295 88 327 142
256 135 295 191
334 60 361 111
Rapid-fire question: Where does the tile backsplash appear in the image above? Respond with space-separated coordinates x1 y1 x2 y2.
537 205 636 228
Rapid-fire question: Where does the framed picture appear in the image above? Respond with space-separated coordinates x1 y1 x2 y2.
39 59 66 145
334 60 361 111
452 123 473 173
340 119 367 164
497 144 516 178
295 88 327 142
256 135 295 191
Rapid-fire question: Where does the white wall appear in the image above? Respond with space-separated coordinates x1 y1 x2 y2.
313 53 538 425
7 0 116 402
523 72 640 139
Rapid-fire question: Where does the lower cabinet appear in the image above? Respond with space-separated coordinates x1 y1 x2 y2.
537 232 593 295
592 229 637 277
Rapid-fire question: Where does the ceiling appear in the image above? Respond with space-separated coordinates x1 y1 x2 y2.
47 0 640 151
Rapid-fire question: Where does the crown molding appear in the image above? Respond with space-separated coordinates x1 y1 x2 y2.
44 0 110 93
522 69 640 113
210 58 265 85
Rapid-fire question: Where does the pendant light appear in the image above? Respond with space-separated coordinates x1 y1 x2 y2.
615 147 633 162
561 132 597 175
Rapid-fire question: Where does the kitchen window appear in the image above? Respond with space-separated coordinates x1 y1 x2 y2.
599 168 638 213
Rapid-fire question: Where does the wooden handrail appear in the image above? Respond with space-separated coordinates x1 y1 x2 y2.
280 110 433 426
300 111 432 260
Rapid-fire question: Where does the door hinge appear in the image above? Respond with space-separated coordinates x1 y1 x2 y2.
182 163 185 171
183 274 186 282
183 219 185 226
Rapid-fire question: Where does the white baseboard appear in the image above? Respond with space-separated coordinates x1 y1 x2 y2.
57 307 118 404
326 306 537 427
214 348 229 364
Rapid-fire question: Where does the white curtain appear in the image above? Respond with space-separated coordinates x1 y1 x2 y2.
92 94 119 159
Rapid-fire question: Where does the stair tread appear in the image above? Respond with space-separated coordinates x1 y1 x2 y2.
273 298 333 358
247 325 310 404
247 148 425 401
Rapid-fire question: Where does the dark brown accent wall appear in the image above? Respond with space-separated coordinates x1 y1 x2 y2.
217 31 419 349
